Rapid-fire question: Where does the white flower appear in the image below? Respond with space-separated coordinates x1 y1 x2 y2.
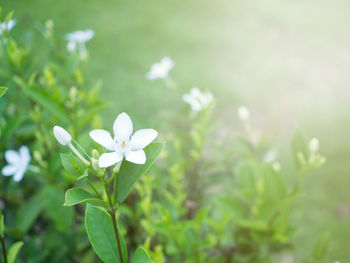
237 106 250 121
182 87 214 112
264 149 278 163
1 146 31 182
146 56 174 80
66 30 94 58
53 126 72 146
90 112 158 167
309 137 320 153
66 30 94 43
0 19 16 35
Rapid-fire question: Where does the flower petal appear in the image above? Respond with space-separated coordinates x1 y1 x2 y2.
98 152 123 168
19 146 31 163
13 170 25 182
130 129 158 151
125 150 146 164
90 129 116 151
4 150 20 164
1 165 17 176
113 112 133 144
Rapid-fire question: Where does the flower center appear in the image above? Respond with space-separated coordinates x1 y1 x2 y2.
121 141 126 149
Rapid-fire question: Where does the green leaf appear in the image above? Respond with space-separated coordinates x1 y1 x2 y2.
131 247 153 263
0 87 7 98
78 102 110 128
15 194 45 235
8 241 23 263
14 76 70 124
312 232 331 262
85 204 127 263
0 211 4 237
291 129 308 171
60 153 85 176
116 142 165 203
64 187 109 209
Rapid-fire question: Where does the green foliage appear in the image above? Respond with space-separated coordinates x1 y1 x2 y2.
7 241 23 263
132 247 153 263
0 87 7 98
85 204 127 263
116 142 165 203
64 187 109 209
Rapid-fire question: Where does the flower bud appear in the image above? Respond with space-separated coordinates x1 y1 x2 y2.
309 137 320 153
92 149 100 159
53 126 72 146
237 106 250 121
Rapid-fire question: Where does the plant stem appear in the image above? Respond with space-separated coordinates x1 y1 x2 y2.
0 236 7 263
109 210 124 263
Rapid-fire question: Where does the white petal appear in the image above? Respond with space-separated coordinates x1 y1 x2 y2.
125 150 146 164
1 165 17 176
130 129 158 151
13 170 25 182
89 129 116 151
19 146 31 163
53 126 72 146
98 152 123 168
182 94 202 111
5 150 20 164
113 112 133 144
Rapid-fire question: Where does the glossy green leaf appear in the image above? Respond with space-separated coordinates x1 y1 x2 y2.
60 153 85 176
0 87 7 98
116 142 165 203
8 241 23 263
64 187 109 209
131 247 153 263
85 204 127 263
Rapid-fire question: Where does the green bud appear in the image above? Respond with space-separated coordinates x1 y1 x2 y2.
92 149 100 159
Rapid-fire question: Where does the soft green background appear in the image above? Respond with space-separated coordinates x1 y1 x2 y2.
3 0 350 261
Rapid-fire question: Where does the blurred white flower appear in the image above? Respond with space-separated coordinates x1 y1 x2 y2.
1 146 31 182
90 112 158 167
182 87 214 112
146 56 174 80
264 149 279 163
66 29 94 59
237 106 250 121
309 137 320 153
0 19 16 35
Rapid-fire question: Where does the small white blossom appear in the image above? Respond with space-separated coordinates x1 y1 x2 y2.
146 56 174 80
2 146 31 182
0 19 16 35
66 30 94 58
309 137 320 153
237 106 250 121
182 87 214 112
264 149 278 163
53 126 72 146
90 112 158 167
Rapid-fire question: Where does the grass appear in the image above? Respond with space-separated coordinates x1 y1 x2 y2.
2 0 350 261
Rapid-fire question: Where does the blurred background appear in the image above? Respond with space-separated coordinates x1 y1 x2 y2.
2 0 349 261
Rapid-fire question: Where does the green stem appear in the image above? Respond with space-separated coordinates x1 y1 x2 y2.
104 182 113 209
0 236 7 263
109 209 124 263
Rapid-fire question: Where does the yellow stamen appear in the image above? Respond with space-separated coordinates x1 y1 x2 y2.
121 141 126 149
